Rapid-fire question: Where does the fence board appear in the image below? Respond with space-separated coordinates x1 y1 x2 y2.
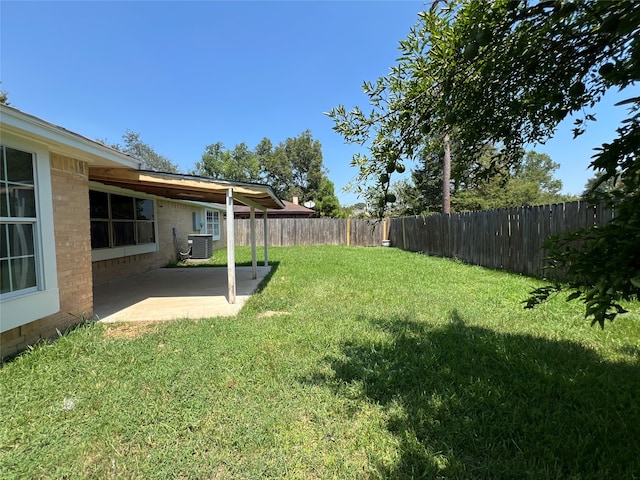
387 200 612 278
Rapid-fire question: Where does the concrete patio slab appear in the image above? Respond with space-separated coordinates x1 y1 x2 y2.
94 266 271 323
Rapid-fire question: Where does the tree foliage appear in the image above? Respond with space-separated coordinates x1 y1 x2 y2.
256 131 342 214
392 148 575 215
315 179 344 217
255 137 293 196
196 131 343 217
329 0 639 326
195 142 261 183
105 129 180 173
452 151 576 211
581 173 622 200
0 82 9 105
258 130 327 204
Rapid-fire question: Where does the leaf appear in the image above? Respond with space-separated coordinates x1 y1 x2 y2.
613 96 640 106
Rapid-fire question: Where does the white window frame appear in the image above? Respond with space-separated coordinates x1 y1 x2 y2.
204 209 221 240
89 183 159 262
0 135 59 333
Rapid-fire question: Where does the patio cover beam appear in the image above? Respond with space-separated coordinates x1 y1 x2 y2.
89 167 284 210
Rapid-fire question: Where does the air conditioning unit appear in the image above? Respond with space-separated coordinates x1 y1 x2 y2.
188 234 213 259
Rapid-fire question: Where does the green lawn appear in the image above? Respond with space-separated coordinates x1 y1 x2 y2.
2 246 639 479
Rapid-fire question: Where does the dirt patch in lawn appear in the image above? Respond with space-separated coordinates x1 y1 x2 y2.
102 321 158 340
257 310 291 319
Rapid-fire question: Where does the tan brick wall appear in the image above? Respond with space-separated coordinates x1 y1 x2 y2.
91 199 202 285
1 153 93 360
0 156 227 361
157 199 198 262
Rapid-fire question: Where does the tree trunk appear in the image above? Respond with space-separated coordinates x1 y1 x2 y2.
442 134 451 214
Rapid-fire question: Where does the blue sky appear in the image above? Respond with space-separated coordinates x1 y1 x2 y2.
1 1 633 205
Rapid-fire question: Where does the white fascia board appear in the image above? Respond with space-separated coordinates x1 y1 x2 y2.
270 191 286 209
0 105 140 169
191 175 284 210
257 185 286 209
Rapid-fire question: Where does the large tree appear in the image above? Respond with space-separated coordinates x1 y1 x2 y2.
195 141 261 183
197 132 343 217
391 149 574 215
581 173 622 200
388 146 449 216
256 137 294 198
279 130 325 203
257 130 340 210
329 0 639 326
314 178 344 217
106 129 180 173
453 151 576 211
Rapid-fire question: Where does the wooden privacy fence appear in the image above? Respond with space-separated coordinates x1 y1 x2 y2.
232 217 386 247
388 201 614 277
230 201 613 278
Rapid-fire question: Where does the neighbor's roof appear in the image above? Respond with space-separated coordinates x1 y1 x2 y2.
234 200 314 217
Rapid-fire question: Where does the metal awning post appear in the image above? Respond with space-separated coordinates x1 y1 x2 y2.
226 188 236 304
250 207 257 279
263 211 269 267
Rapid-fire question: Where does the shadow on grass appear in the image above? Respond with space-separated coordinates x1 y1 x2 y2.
306 310 640 479
168 248 278 270
252 261 280 295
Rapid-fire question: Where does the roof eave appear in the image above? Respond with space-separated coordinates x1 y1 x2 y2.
0 104 141 169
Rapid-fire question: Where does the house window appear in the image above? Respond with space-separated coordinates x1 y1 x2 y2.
0 146 37 295
90 191 155 249
205 209 220 240
1 139 59 333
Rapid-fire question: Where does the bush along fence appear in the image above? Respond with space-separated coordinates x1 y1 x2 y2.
388 201 614 277
232 217 386 247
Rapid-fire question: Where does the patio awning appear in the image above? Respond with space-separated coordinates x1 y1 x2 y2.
88 167 285 210
89 166 280 305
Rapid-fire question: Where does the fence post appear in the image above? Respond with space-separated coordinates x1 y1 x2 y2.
402 217 406 249
347 217 351 246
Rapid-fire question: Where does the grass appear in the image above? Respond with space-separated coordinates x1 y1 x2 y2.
1 246 639 479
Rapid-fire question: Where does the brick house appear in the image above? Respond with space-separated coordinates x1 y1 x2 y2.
0 105 282 360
